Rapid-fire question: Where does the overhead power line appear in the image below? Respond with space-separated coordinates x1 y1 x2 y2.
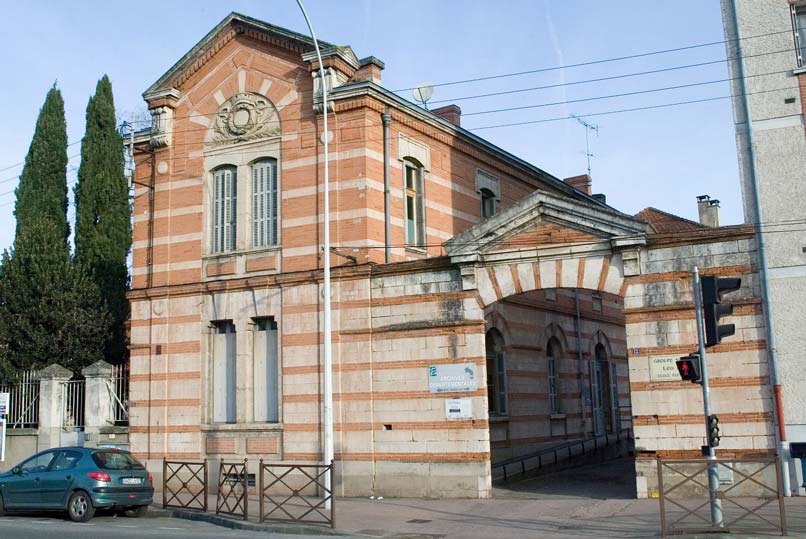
391 27 798 93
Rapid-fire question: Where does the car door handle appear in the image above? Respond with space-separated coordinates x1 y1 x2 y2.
34 477 40 482
66 476 72 481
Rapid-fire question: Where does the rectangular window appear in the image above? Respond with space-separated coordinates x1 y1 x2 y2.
486 354 507 415
212 321 236 423
253 317 279 423
548 357 559 414
592 292 602 312
212 167 237 253
794 4 806 66
404 163 425 247
252 160 278 248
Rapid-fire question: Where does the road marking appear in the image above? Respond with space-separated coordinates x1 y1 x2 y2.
114 524 138 528
158 527 186 530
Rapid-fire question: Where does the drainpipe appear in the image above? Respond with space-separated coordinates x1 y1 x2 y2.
382 109 392 264
574 290 588 436
727 0 789 495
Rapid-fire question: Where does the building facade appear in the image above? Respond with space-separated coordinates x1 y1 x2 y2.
129 12 776 498
721 0 806 493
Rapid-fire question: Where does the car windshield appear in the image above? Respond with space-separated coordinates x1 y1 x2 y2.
91 451 144 470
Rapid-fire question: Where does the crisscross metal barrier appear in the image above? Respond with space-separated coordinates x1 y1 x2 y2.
216 459 249 520
259 460 334 528
657 456 786 536
163 460 208 511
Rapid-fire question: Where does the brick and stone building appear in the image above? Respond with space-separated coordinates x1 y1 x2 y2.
129 12 778 498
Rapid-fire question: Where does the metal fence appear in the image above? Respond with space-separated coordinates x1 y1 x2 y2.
163 460 208 512
0 370 40 429
657 456 786 536
109 363 129 425
216 459 249 520
61 378 85 431
259 460 335 528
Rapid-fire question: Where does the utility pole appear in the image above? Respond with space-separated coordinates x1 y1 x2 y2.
297 0 334 509
692 266 723 528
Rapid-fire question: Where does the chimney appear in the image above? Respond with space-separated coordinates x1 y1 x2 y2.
431 104 462 126
697 194 721 227
564 174 592 195
353 56 384 85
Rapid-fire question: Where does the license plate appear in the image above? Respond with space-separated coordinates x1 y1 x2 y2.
121 477 143 485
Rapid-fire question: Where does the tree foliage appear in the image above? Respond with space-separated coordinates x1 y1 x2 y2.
74 75 131 364
0 85 112 377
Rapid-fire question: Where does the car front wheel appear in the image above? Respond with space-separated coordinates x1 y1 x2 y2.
67 490 95 522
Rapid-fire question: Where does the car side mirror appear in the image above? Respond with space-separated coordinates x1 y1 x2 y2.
11 466 20 475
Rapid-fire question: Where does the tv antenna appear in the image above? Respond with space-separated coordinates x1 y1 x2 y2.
413 83 434 111
571 114 599 176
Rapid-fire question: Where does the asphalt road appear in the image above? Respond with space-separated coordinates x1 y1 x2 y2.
0 513 348 539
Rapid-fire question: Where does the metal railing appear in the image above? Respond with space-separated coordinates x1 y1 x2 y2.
259 460 335 528
492 429 631 482
109 363 129 425
0 370 40 429
216 459 249 520
61 378 85 431
163 460 208 512
657 456 786 536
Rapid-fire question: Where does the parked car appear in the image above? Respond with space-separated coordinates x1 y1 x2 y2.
0 446 153 522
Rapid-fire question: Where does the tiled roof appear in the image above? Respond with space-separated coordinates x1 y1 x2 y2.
635 207 707 234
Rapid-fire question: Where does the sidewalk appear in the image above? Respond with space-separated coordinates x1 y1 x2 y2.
154 458 806 538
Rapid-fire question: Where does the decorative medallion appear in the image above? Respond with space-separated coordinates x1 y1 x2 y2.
208 92 280 146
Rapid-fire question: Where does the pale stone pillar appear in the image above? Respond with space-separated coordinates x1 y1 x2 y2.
36 364 73 449
82 360 114 447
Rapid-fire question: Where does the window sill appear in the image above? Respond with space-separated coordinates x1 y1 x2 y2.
549 413 567 420
793 67 806 75
201 423 283 432
203 245 282 261
489 415 509 423
405 246 427 255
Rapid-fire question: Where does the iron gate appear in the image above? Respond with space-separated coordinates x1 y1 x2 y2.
657 456 786 536
163 460 208 511
216 459 249 520
259 460 334 528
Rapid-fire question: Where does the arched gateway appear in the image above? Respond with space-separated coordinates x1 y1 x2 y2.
362 188 767 498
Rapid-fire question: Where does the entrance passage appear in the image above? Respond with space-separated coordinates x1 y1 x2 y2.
485 286 633 493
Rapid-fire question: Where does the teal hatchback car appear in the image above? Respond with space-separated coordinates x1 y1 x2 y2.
0 447 153 522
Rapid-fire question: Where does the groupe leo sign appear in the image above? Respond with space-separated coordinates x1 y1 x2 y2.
429 364 477 420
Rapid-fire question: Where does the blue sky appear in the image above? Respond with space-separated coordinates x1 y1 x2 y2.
0 0 745 251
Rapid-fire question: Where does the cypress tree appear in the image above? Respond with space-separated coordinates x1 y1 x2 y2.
14 85 70 260
0 85 111 376
74 75 132 364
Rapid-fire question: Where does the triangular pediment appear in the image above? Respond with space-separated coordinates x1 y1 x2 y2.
144 12 335 98
445 189 648 260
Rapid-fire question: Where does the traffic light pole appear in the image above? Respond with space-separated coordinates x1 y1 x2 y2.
693 266 723 527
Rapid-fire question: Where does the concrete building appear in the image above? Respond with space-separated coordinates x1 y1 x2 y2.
721 0 806 492
129 12 776 498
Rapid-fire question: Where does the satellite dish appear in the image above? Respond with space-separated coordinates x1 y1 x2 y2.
412 83 434 110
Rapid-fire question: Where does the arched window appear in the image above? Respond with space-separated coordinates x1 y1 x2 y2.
252 158 278 248
403 158 425 247
486 329 507 415
480 187 496 218
547 338 560 414
212 165 237 253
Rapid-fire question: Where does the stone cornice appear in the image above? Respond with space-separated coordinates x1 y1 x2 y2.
645 225 756 248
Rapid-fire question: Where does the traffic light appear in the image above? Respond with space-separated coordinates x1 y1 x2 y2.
701 276 741 347
676 354 701 383
707 414 720 447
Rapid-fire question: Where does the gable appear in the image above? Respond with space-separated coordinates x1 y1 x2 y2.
144 12 330 99
445 189 649 261
492 221 602 251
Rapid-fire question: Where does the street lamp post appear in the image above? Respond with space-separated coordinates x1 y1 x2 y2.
296 0 334 507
